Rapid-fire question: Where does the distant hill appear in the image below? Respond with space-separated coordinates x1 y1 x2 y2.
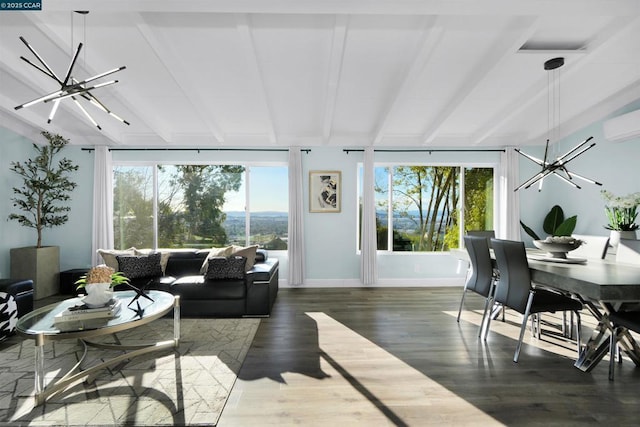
225 211 287 217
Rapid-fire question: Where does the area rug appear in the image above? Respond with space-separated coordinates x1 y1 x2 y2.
0 318 260 426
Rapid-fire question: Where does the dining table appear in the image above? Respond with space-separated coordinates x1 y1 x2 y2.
451 247 640 372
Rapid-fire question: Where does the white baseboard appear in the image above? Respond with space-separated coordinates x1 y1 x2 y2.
279 277 464 288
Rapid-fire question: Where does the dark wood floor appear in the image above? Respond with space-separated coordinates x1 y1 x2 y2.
219 287 640 426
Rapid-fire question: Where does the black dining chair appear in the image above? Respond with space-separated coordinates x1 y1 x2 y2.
608 310 640 380
486 238 584 363
466 230 496 248
457 235 495 336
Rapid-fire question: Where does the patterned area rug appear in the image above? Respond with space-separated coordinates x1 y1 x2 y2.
0 318 259 426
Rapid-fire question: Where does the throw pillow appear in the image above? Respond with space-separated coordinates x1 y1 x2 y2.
205 256 246 280
97 247 136 271
200 246 234 274
116 253 163 279
231 245 259 271
134 249 171 275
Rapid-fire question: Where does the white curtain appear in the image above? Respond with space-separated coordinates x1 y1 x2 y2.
498 147 521 240
91 146 114 265
287 147 305 285
360 146 377 285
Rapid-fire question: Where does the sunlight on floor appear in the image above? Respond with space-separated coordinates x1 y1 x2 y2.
306 311 504 426
448 309 586 360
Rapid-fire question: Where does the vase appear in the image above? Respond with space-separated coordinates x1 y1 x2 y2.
609 230 637 247
83 282 114 308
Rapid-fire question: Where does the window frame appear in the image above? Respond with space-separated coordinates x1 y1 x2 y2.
112 160 288 251
357 160 498 254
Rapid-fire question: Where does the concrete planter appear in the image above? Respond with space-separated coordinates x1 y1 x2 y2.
10 246 60 300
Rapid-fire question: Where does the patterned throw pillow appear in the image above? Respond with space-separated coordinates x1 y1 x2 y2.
97 247 136 271
205 256 246 280
116 253 163 279
0 292 18 342
200 246 234 274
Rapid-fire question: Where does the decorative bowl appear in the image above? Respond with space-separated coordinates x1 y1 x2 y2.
533 239 582 259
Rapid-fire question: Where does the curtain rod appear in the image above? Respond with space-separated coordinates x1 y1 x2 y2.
343 148 505 154
82 148 311 153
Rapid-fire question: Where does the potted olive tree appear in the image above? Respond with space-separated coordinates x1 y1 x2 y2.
8 131 78 299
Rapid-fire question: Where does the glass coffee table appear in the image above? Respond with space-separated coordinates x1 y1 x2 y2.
17 290 180 405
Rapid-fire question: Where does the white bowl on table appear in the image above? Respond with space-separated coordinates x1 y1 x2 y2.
533 238 582 259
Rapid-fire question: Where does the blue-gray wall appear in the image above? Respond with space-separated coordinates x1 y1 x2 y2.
1 98 639 285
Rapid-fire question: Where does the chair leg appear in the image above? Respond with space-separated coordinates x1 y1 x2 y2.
609 325 617 381
514 292 535 363
574 311 581 355
478 295 492 338
456 286 468 323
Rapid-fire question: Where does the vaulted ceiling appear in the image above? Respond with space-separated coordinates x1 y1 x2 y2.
1 1 640 148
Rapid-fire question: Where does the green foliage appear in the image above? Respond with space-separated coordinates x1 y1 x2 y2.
8 131 78 247
114 164 245 249
75 271 130 289
521 205 577 240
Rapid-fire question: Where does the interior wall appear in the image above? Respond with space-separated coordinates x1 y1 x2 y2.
2 94 639 286
517 99 640 245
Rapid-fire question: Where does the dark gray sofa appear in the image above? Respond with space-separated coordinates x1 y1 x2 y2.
116 249 279 317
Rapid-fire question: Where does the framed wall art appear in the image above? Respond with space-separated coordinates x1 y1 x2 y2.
309 171 341 213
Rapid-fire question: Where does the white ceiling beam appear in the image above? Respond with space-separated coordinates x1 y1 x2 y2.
235 14 277 144
421 17 538 145
322 15 348 144
473 15 640 146
136 13 224 144
42 1 640 16
372 17 442 145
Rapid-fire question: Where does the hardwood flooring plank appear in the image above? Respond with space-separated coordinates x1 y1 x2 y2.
219 287 640 426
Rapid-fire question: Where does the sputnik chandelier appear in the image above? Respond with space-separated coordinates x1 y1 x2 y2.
14 12 128 130
514 57 601 192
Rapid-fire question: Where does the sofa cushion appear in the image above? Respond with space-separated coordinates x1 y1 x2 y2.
97 247 136 271
231 245 259 271
199 246 234 274
170 276 245 299
134 249 171 274
116 253 163 279
205 256 246 280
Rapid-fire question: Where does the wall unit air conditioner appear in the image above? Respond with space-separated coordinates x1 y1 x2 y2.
603 109 640 142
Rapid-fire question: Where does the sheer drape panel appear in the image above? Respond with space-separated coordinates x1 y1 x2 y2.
288 147 305 285
498 147 520 240
361 146 377 285
91 146 114 265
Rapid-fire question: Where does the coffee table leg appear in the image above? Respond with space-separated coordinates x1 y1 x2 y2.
34 333 45 404
174 295 180 345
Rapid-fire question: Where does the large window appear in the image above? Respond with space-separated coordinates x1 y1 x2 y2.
113 164 288 250
359 164 494 252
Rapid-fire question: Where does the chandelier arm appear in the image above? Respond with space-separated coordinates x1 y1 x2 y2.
552 171 581 189
47 99 61 123
62 43 83 87
559 142 597 165
43 80 118 103
557 136 594 161
73 66 126 87
515 148 545 166
72 96 101 130
19 56 58 81
81 92 130 125
524 169 554 190
19 36 62 84
15 89 66 110
563 171 603 186
515 170 548 191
